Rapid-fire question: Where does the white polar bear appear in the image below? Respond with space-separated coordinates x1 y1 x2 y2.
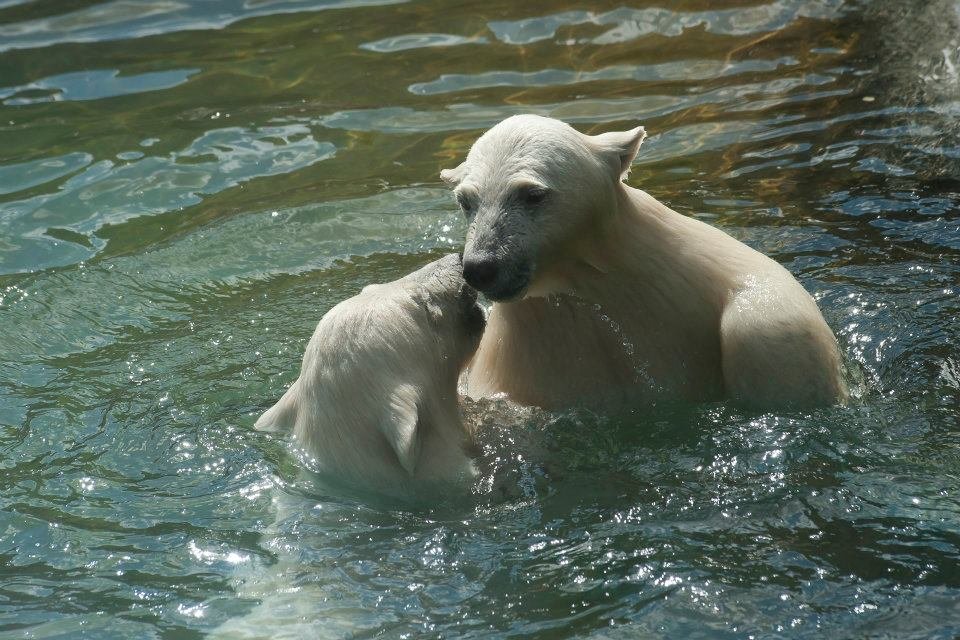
441 115 847 410
255 253 486 496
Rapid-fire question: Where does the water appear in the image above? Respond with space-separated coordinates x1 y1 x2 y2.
1 0 960 637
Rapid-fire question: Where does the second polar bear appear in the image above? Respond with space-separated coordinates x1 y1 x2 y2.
441 115 847 410
255 254 486 496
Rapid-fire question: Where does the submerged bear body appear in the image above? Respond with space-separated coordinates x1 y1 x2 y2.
255 254 485 496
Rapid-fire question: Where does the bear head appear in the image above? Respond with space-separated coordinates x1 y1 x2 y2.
442 115 645 301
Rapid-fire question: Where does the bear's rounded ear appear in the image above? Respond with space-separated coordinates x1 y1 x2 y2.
440 161 466 186
411 287 445 324
380 383 422 476
590 125 646 181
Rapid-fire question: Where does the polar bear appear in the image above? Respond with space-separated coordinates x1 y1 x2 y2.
441 115 847 410
255 253 486 496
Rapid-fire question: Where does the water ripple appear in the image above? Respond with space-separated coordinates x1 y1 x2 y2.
0 0 408 52
0 124 335 273
0 68 198 106
361 32 486 53
488 0 846 46
409 57 798 96
0 152 92 196
321 73 841 134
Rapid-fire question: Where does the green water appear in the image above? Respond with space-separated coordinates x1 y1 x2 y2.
2 0 960 637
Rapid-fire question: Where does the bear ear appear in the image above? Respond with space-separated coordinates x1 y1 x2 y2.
440 161 466 186
412 287 444 323
254 379 300 432
380 383 422 476
590 125 646 181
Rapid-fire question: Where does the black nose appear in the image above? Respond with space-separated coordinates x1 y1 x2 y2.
462 256 498 291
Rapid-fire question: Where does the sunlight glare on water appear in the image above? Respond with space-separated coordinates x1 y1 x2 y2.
1 0 960 637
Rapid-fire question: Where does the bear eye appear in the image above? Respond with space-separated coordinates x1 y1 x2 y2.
518 184 549 206
455 192 475 216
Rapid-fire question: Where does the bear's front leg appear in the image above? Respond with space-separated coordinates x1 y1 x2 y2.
719 276 848 409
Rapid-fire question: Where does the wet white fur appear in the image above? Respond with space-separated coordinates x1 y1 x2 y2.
443 115 847 409
255 257 480 496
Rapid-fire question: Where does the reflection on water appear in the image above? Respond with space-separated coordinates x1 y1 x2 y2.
1 0 960 637
486 0 844 44
361 32 488 52
0 68 198 105
408 57 798 95
0 0 406 52
0 123 335 272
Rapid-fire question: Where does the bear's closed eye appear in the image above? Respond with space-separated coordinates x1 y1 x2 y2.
517 184 548 206
456 192 475 215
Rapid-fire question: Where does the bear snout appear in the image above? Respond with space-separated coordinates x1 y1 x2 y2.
462 255 499 291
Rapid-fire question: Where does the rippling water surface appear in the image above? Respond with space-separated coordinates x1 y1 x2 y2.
2 0 960 637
